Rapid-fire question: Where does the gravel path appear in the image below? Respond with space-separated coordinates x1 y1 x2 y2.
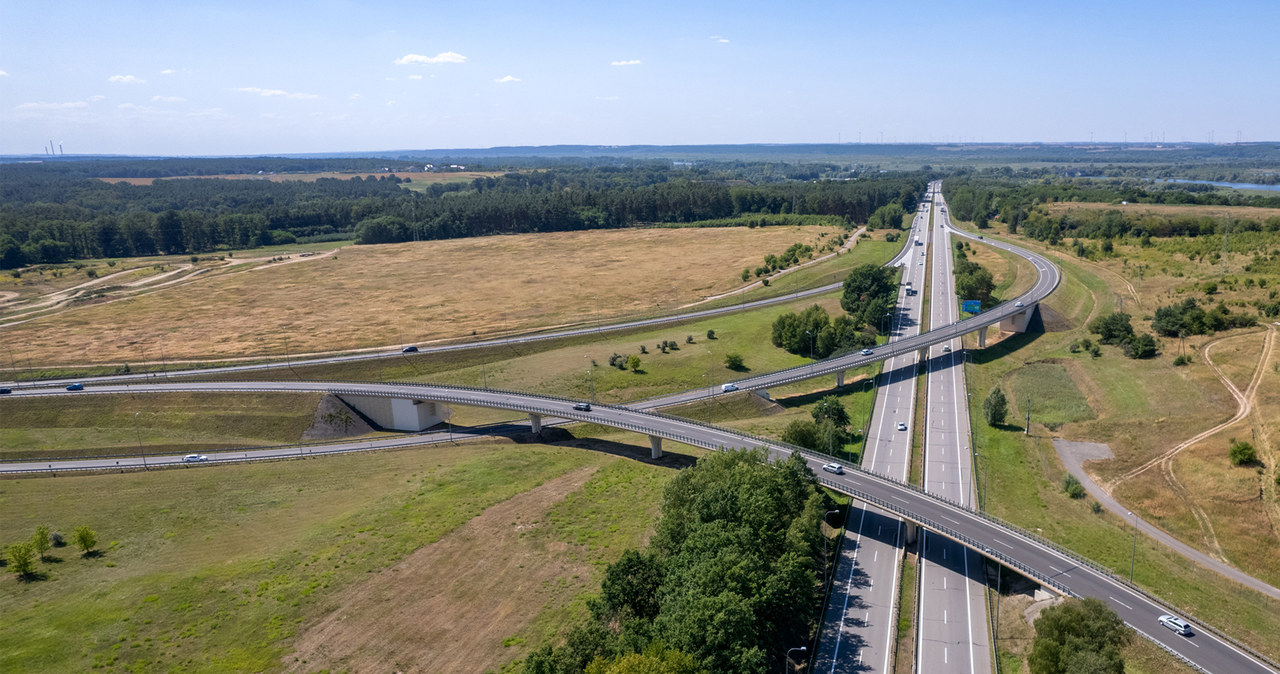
1053 438 1280 601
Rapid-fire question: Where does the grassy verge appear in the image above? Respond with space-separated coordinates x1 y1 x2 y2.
0 438 680 672
0 393 327 460
893 544 919 674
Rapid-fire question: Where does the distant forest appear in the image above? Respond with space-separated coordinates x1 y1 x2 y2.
943 171 1280 246
0 159 925 268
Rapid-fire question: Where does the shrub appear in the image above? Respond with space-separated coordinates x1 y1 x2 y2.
685 335 694 344
1228 439 1257 466
1172 354 1192 366
983 387 1008 426
7 542 37 577
724 353 746 371
1090 501 1103 514
706 329 716 340
1063 474 1086 499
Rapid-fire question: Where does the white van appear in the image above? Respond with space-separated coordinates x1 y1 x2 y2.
721 383 739 393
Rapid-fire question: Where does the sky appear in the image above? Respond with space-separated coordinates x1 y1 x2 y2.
1 0 1277 156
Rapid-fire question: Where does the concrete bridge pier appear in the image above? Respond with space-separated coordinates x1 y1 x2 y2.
336 395 451 432
998 303 1038 334
903 521 919 546
648 435 663 459
529 413 543 434
835 370 845 387
975 327 988 349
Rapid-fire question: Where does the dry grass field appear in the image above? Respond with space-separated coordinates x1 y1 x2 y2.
1043 201 1280 221
95 171 501 186
3 226 838 367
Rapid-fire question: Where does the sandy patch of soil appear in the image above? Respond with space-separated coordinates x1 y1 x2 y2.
284 466 599 673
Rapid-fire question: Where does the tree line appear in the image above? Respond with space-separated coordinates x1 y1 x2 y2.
0 160 925 268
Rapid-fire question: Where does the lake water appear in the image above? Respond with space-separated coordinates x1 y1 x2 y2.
1158 178 1280 192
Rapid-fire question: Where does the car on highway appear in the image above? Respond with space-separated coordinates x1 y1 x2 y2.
572 402 592 412
402 346 419 353
942 345 951 353
1015 301 1024 307
0 387 10 395
860 348 874 356
896 422 907 431
721 383 739 393
821 462 844 475
182 454 208 463
66 383 84 391
1159 615 1193 636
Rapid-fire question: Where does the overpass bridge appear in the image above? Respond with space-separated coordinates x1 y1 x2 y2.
4 379 1276 674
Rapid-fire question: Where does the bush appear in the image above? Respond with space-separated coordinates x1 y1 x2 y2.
724 353 745 371
1063 474 1086 499
685 335 694 344
706 329 716 340
1172 354 1192 366
1228 439 1257 466
74 526 98 555
1090 501 1103 514
983 387 1008 426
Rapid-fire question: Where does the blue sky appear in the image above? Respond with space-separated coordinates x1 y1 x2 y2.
1 0 1276 155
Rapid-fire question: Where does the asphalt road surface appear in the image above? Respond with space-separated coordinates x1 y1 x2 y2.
811 184 933 673
917 190 991 673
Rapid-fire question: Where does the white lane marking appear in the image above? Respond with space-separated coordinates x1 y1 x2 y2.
993 538 1014 549
1110 597 1134 611
941 515 961 525
829 506 869 671
944 610 948 624
1178 634 1199 647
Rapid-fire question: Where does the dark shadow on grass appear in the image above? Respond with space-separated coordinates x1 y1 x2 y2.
82 550 105 559
548 433 699 470
39 555 63 564
970 329 1044 365
14 570 50 582
773 382 875 410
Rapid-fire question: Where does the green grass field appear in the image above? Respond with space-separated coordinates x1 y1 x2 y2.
0 438 678 672
958 230 1280 661
0 393 328 460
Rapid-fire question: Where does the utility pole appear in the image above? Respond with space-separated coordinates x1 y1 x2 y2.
1025 394 1031 435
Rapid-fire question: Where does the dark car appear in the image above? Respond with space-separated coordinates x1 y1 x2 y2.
402 346 419 353
0 387 11 394
66 383 85 391
572 403 592 412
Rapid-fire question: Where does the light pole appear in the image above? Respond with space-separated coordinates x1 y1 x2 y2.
134 412 147 470
822 509 840 591
585 355 595 402
1128 511 1137 582
785 646 807 674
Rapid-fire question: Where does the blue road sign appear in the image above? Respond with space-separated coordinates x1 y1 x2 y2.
962 300 982 313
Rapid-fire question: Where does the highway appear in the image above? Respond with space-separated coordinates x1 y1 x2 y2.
812 184 932 673
5 186 1278 672
918 189 991 672
6 378 1277 673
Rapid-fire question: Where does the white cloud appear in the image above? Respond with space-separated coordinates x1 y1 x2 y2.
395 51 466 65
0 70 8 77
408 74 423 80
596 96 621 101
87 95 106 102
386 100 396 106
348 93 361 101
108 74 146 84
610 59 642 66
235 87 320 100
151 95 186 103
160 69 175 75
710 35 730 43
494 75 520 83
15 101 89 111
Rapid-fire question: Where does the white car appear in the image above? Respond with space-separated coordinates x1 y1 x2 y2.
182 454 208 463
1015 301 1024 307
942 345 951 353
860 348 874 356
896 422 907 431
1158 615 1192 636
721 383 739 393
822 463 844 475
